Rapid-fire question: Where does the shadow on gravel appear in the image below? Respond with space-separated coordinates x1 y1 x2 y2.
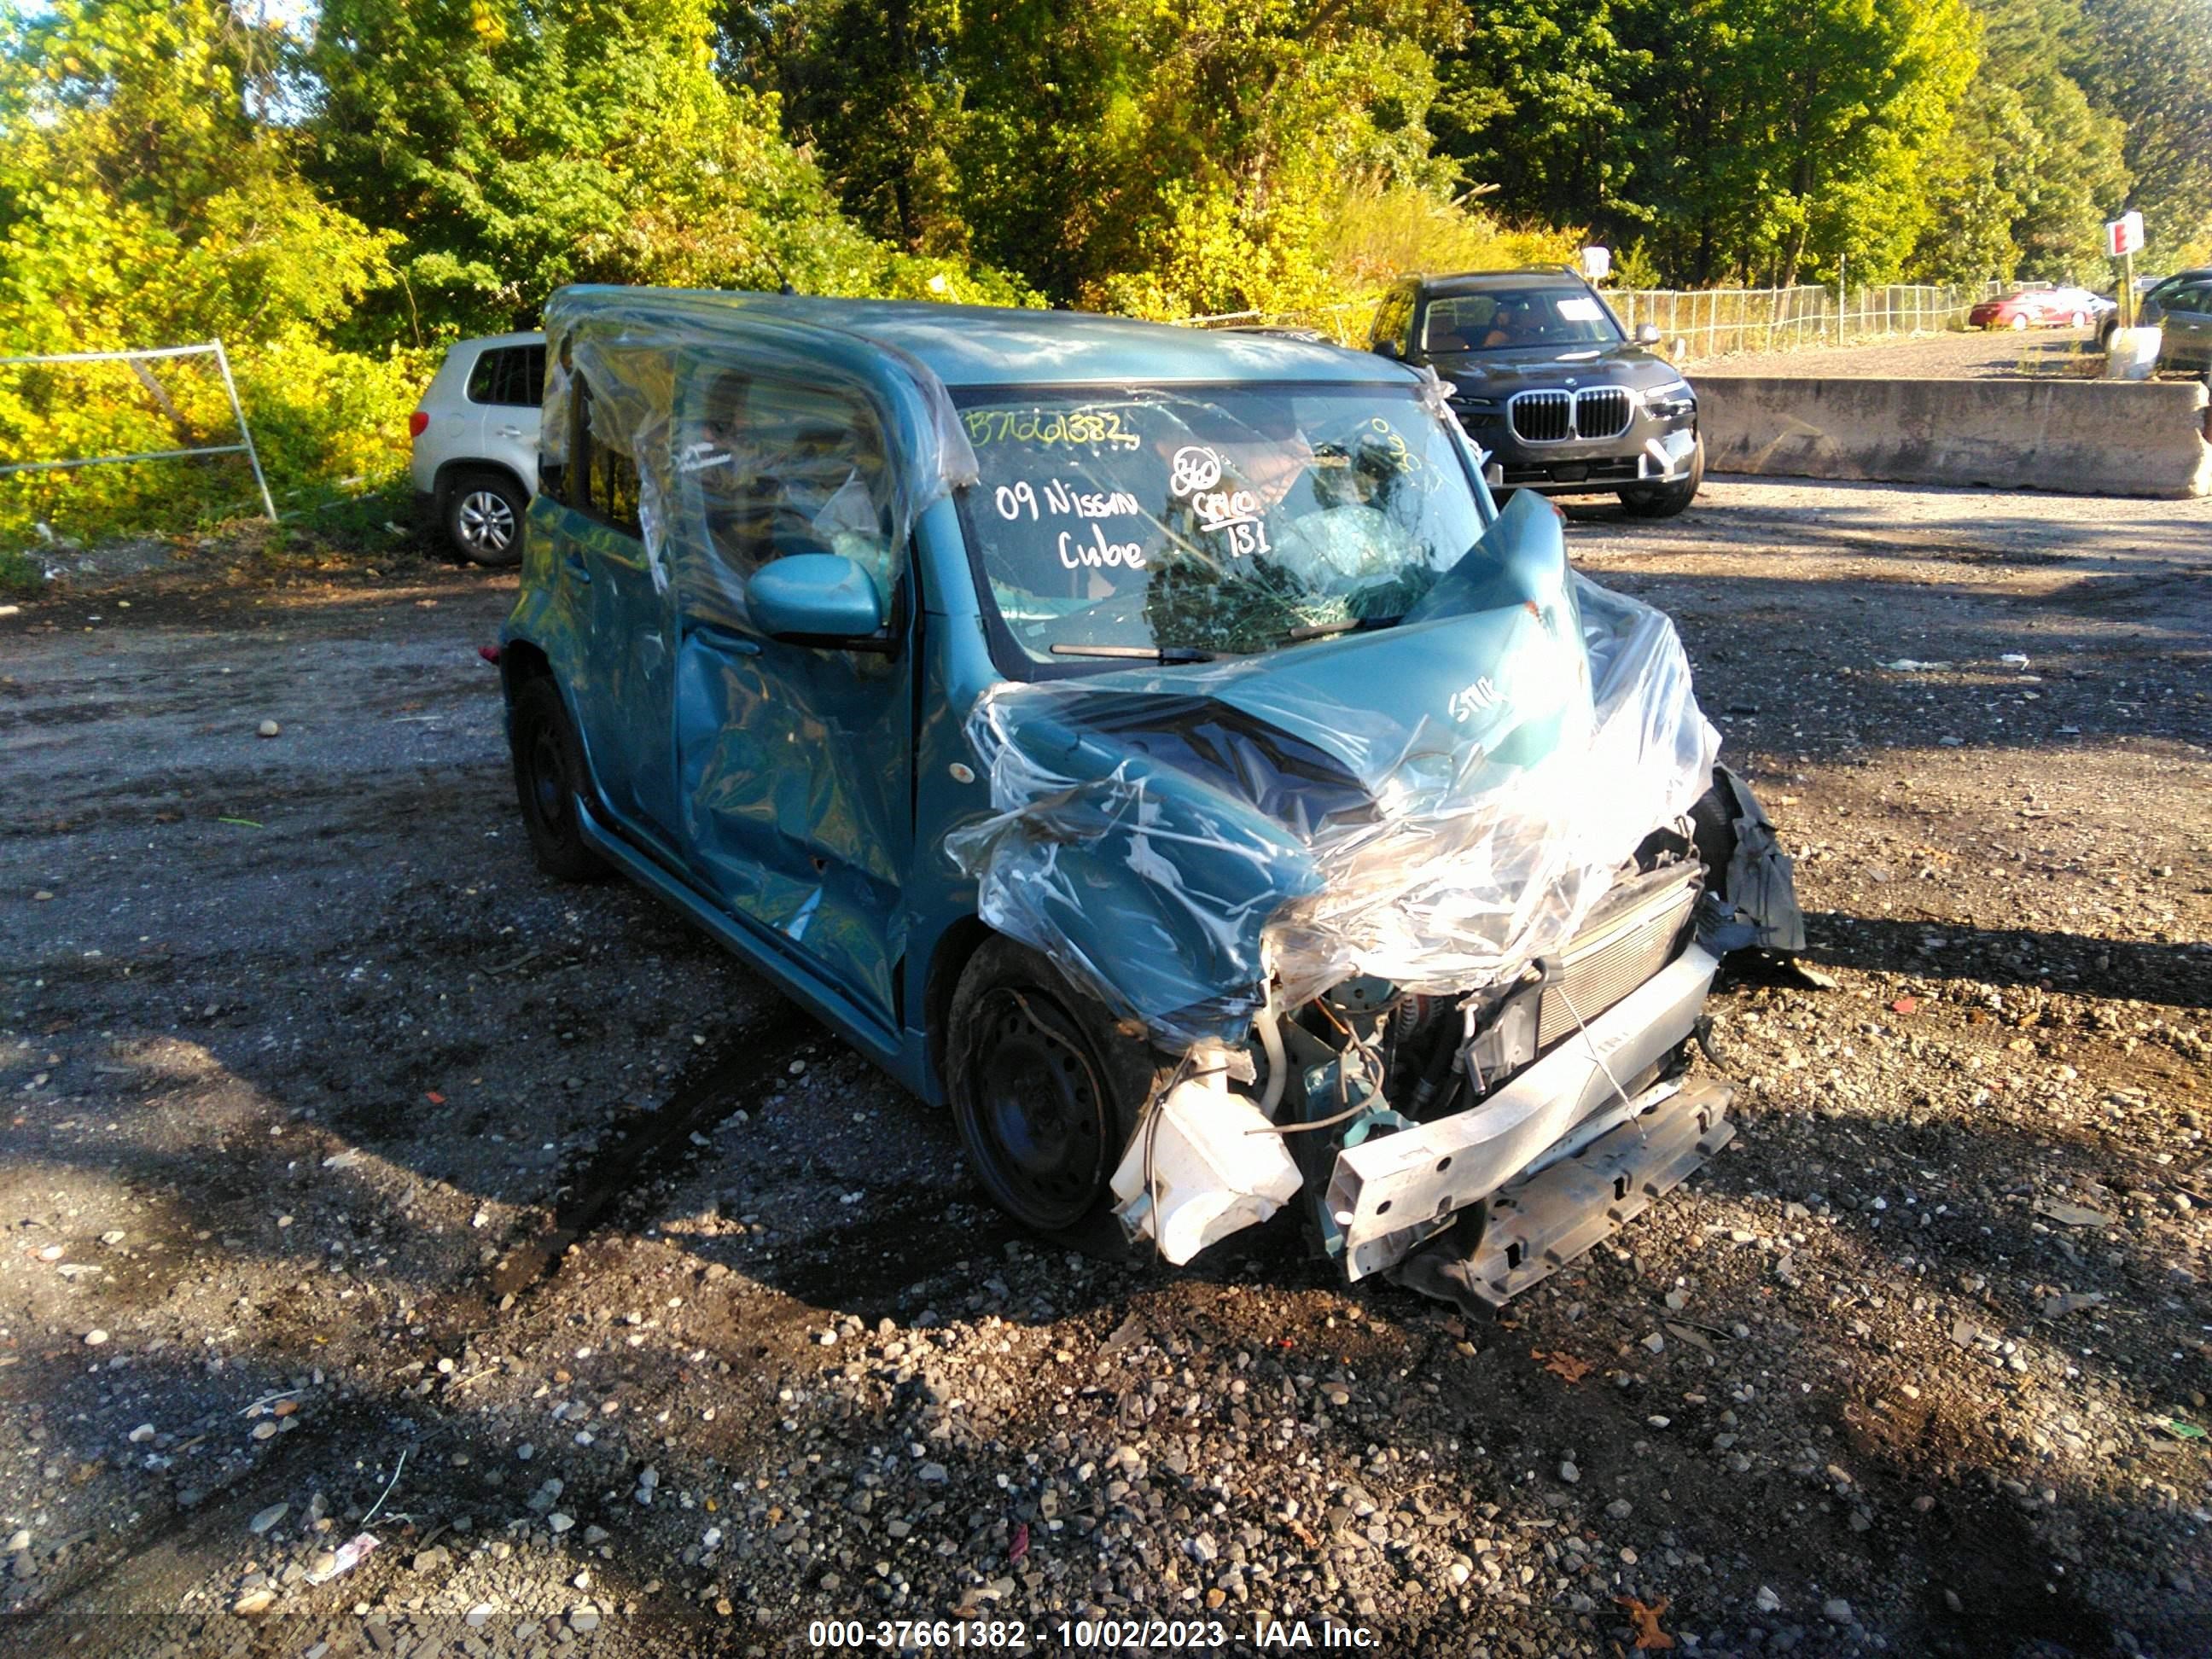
1575 565 2212 767
1806 912 2212 1010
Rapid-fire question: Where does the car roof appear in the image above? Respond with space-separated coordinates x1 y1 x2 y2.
546 287 1415 391
1410 270 1586 298
451 331 545 351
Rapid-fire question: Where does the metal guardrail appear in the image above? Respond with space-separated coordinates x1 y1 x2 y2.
0 341 277 521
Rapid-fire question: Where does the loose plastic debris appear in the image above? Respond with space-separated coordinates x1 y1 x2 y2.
305 1533 378 1584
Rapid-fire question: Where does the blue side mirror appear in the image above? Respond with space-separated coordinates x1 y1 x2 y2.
748 553 886 645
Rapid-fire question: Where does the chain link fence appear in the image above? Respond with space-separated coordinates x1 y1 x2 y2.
1180 282 2010 359
1610 283 2005 359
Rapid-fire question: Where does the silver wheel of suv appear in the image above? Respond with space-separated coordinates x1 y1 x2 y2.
445 473 526 566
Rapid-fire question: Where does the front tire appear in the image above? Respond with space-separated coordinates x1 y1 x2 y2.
946 937 1161 1238
509 678 608 882
1618 437 1703 519
445 470 527 566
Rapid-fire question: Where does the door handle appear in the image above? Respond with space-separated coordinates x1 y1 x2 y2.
497 424 527 439
562 552 591 584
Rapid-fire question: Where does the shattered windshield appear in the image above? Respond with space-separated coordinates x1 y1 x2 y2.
952 383 1487 671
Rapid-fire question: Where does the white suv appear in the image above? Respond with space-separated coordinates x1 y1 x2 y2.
409 332 545 564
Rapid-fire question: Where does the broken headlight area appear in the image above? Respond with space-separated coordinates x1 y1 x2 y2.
1103 816 1764 1314
944 494 1802 1306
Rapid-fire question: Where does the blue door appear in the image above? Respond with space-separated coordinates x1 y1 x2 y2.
665 363 915 1026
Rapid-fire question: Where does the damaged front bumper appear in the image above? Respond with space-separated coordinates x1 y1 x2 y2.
1400 1079 1734 1313
1099 766 1802 1307
1324 940 1721 1282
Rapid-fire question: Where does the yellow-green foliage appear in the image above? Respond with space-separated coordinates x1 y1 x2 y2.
1317 181 1581 294
0 337 433 543
0 2 419 544
0 0 1033 550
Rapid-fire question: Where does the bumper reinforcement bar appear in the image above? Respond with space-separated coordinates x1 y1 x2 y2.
1393 1080 1736 1313
1326 944 1720 1280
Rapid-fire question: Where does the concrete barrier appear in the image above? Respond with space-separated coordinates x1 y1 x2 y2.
1694 374 2212 498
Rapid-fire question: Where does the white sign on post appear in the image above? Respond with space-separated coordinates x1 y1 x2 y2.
2105 211 2144 258
1578 246 1611 282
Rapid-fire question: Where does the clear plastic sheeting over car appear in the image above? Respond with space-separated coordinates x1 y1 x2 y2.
944 493 1722 1048
539 285 980 627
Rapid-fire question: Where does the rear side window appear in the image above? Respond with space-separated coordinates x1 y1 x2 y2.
2166 283 2212 314
466 345 547 407
568 371 642 538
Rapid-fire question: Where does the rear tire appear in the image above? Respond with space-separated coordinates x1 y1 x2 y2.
445 469 527 566
946 936 1163 1240
509 678 608 882
1618 437 1703 519
2010 313 2030 331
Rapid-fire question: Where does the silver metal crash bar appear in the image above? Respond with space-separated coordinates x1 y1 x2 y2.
1325 943 1720 1280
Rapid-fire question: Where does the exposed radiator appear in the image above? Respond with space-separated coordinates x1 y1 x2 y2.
1536 866 1702 1049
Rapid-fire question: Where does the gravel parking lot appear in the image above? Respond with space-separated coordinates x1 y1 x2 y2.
3 476 2209 1658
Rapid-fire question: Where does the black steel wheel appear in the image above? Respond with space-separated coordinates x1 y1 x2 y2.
509 677 608 882
946 938 1159 1237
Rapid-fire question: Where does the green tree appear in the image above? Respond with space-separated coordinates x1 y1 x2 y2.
1916 0 2129 283
0 0 394 354
1630 0 1979 286
1440 0 1980 287
308 0 1021 343
2072 0 2212 262
0 0 416 537
1432 0 1643 238
745 0 1476 316
729 0 970 256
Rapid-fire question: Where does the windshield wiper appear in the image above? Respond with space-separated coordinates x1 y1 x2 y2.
1285 614 1403 642
1050 643 1223 663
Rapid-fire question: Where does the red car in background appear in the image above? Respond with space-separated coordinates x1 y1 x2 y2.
1968 285 2107 330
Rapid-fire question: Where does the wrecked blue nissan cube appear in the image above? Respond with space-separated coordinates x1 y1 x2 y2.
499 287 1802 1312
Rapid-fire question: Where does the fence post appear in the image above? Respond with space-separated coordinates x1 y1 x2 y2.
212 340 277 523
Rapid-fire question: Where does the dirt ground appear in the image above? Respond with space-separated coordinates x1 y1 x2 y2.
2 476 2209 1659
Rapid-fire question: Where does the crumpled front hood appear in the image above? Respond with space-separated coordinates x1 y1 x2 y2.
944 492 1720 1046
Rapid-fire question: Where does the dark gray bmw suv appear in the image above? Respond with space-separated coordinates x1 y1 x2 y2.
1371 269 1703 517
